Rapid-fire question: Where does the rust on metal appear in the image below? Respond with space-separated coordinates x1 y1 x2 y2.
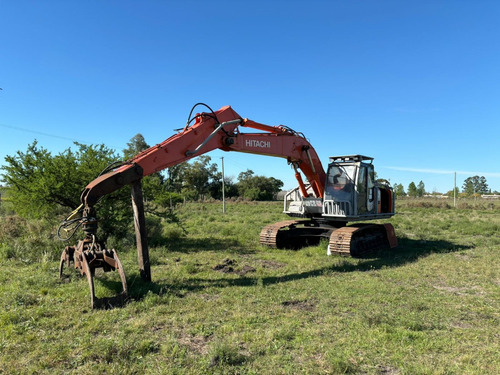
59 238 128 309
383 223 398 248
328 226 359 256
329 223 397 257
259 220 302 248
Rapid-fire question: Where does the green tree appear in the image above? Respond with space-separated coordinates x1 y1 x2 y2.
446 187 460 198
165 157 239 201
207 173 238 200
416 180 426 197
122 133 178 206
237 169 284 201
182 156 219 200
407 182 418 198
1 141 132 240
123 133 150 160
462 176 488 196
165 162 189 193
393 183 406 198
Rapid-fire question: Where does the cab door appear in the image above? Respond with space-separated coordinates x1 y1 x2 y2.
357 164 376 214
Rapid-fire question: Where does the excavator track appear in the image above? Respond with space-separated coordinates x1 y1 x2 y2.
329 223 397 257
261 220 397 257
260 220 338 250
260 220 303 248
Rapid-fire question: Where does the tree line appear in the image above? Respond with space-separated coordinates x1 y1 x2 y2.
392 175 496 198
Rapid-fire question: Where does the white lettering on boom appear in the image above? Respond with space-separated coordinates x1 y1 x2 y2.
245 139 271 148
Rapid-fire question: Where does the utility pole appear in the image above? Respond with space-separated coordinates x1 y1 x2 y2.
221 157 226 214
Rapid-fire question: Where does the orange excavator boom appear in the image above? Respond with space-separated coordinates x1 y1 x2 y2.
81 105 325 208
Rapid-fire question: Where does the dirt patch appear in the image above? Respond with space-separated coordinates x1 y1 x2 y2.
238 265 256 276
454 253 471 261
178 333 211 355
433 285 467 295
213 258 238 273
197 293 220 301
450 321 474 329
376 365 401 374
151 325 165 333
433 284 484 296
281 299 316 311
260 260 286 269
212 259 256 276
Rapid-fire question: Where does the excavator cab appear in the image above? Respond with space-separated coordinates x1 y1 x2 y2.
284 155 395 221
323 155 395 221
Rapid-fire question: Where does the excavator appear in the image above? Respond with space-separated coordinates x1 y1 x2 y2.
58 103 397 308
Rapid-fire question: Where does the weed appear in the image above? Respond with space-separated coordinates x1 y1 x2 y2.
0 243 16 260
209 341 247 367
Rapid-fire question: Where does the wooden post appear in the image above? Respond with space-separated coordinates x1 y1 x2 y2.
131 180 151 282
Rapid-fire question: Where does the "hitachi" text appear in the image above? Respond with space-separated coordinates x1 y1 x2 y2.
245 140 271 148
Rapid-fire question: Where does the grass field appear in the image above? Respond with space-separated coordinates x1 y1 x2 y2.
0 199 499 374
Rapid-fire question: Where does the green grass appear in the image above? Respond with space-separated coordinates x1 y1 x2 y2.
1 200 499 374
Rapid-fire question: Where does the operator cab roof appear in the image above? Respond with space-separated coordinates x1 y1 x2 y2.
329 155 374 164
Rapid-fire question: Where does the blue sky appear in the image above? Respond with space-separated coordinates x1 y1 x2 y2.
1 1 499 194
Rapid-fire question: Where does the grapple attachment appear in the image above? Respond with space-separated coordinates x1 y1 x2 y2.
59 238 128 309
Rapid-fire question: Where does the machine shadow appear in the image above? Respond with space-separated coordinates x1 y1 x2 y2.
127 237 472 302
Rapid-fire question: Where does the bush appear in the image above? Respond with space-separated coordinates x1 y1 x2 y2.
0 214 61 263
1 141 135 241
145 215 164 246
0 243 17 261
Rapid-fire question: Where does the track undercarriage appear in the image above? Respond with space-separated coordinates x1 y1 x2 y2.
260 220 398 256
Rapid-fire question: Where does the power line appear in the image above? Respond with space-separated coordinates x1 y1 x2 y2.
0 122 90 144
0 122 123 150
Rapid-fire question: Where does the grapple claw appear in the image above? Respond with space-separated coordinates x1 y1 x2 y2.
59 245 76 279
60 238 128 309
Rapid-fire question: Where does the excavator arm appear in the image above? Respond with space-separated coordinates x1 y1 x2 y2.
81 104 326 208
